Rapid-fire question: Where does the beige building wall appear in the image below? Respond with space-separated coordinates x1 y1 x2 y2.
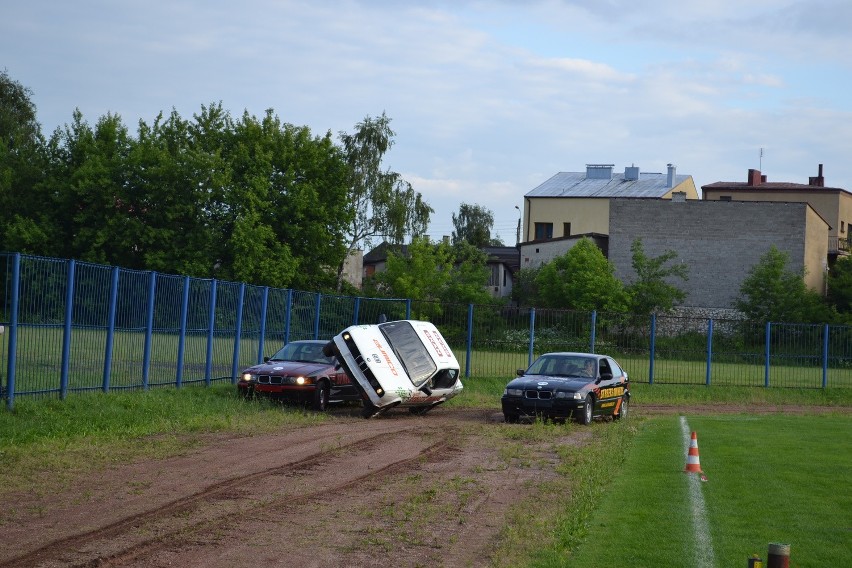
804 207 829 293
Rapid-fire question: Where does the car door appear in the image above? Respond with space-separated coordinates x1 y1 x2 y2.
594 358 623 415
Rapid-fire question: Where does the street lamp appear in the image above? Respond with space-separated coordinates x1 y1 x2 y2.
514 205 521 246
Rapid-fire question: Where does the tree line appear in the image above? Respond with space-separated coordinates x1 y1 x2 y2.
4 69 852 323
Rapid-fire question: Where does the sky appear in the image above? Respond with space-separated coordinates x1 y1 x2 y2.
3 0 852 247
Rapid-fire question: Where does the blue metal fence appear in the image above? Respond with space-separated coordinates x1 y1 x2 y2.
3 252 852 409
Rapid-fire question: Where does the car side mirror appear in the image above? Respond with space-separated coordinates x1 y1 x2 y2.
263 357 270 363
516 369 525 376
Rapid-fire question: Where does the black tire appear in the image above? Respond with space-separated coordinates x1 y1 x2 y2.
504 413 519 424
614 396 628 420
361 401 380 419
312 382 329 412
577 394 594 425
409 402 442 416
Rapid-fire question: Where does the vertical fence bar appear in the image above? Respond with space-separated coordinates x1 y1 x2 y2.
204 278 217 387
405 299 411 320
765 321 771 388
257 286 269 363
102 266 120 393
175 276 190 388
822 323 829 389
313 293 321 339
283 289 293 346
527 308 536 367
705 318 713 386
231 283 246 383
465 304 473 378
60 260 76 399
353 297 361 325
5 253 20 410
649 313 656 385
590 310 597 352
142 271 157 390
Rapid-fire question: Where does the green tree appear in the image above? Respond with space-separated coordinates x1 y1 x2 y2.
365 237 492 305
337 112 432 288
451 203 498 247
0 69 49 252
736 246 833 323
511 266 541 307
827 256 852 319
626 238 689 315
535 238 627 311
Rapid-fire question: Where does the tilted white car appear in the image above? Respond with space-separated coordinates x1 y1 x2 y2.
324 320 463 418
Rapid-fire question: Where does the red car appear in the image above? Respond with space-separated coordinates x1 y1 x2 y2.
238 340 360 411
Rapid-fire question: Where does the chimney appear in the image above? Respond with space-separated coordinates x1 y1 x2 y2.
747 168 762 186
624 164 640 181
808 163 825 187
666 163 676 188
586 164 614 180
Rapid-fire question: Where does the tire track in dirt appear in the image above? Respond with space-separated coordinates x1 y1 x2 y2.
2 426 453 568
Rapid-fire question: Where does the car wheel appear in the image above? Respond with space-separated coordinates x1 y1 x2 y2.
614 396 628 420
312 382 329 412
504 413 519 424
361 401 380 419
409 402 440 416
577 394 594 425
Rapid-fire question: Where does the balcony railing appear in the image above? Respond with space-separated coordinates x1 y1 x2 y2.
829 236 850 255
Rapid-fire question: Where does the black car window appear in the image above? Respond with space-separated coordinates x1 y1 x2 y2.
599 358 613 377
606 357 623 377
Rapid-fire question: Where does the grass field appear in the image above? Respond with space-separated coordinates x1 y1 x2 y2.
1 378 850 566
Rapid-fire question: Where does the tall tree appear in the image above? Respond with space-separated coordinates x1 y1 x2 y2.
827 256 852 316
736 245 833 323
535 238 627 311
337 112 432 288
626 238 689 315
0 69 49 252
451 203 496 247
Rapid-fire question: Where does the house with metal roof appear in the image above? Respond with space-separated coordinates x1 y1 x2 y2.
519 163 698 269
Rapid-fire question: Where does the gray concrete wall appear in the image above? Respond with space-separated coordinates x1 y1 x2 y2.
608 199 822 308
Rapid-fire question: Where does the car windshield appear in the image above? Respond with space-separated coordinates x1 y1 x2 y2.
379 321 438 388
268 342 332 364
527 355 596 378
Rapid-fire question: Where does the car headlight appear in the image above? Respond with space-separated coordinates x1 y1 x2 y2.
572 392 583 400
505 388 523 397
240 373 254 382
296 376 311 385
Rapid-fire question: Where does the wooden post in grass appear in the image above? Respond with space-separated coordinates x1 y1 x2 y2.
767 543 790 568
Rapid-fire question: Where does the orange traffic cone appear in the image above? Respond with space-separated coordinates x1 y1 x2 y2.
684 431 704 474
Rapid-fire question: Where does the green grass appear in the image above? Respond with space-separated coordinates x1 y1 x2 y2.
565 413 852 567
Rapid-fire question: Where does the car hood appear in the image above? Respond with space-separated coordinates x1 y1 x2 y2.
506 375 594 392
243 361 330 376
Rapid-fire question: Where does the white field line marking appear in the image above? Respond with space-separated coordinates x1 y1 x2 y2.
680 416 716 568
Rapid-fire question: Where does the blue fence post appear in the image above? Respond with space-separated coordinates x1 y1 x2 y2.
465 304 473 378
705 318 713 386
175 276 190 389
353 297 361 325
60 259 76 399
5 253 20 410
102 266 120 393
764 321 771 388
649 313 656 385
313 293 321 339
590 310 597 352
203 278 217 387
142 271 157 390
527 308 536 367
231 283 246 383
257 286 269 363
822 323 829 389
283 289 292 346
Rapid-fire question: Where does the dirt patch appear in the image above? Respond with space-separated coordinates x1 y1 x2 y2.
0 403 843 568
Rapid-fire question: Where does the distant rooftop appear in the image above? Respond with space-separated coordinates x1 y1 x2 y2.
526 164 689 199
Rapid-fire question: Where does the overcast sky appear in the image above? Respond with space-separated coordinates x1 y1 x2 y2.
3 0 851 245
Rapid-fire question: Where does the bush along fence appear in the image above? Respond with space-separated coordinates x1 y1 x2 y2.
3 252 852 409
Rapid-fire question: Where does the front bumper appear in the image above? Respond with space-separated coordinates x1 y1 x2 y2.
501 396 583 419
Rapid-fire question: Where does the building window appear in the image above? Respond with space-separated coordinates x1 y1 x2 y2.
563 222 571 237
534 222 553 240
720 196 732 201
842 221 846 234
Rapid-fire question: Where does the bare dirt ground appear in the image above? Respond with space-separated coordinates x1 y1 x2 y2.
0 403 844 568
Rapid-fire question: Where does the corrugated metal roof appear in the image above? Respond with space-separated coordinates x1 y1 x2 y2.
526 171 690 199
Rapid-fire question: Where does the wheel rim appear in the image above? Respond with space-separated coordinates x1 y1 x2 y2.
585 398 592 422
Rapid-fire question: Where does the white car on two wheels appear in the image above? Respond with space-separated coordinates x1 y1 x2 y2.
324 320 463 418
